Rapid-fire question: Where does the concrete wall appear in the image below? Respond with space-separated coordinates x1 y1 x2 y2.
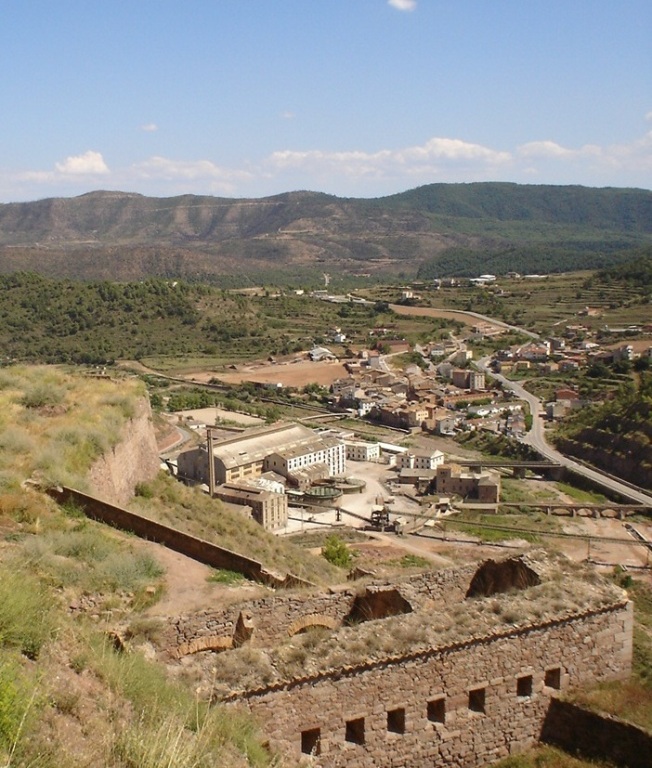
234 602 632 767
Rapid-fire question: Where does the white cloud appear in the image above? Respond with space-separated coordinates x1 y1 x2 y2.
517 140 574 159
517 140 603 160
132 156 254 195
266 136 510 183
281 111 295 120
645 111 652 123
141 123 159 132
388 0 417 11
515 134 652 180
2 129 651 204
54 150 109 175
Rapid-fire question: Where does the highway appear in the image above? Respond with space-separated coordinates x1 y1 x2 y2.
477 357 652 506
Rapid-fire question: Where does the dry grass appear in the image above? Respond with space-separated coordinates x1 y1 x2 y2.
0 365 144 489
130 472 343 585
492 745 615 767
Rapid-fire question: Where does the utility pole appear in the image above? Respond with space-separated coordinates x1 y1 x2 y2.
207 428 215 498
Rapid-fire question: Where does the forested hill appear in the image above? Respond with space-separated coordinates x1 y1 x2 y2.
0 183 651 284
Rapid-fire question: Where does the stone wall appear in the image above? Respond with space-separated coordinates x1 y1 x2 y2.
234 602 632 767
541 698 652 768
161 564 481 656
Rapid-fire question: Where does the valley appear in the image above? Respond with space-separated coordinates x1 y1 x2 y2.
1 202 652 766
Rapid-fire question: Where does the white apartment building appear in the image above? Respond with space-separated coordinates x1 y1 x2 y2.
345 440 381 462
396 450 445 471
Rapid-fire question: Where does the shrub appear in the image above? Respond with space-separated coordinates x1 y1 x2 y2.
134 481 154 499
207 569 244 585
20 384 66 410
321 535 352 568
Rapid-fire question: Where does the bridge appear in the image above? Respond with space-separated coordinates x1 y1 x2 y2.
458 501 652 519
456 460 564 479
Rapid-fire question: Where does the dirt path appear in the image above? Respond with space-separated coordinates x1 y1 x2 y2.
389 304 506 333
131 538 265 617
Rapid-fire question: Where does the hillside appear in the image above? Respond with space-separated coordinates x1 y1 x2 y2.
1 183 651 284
553 374 652 491
0 365 348 765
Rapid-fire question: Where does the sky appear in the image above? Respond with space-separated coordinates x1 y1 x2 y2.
1 0 650 203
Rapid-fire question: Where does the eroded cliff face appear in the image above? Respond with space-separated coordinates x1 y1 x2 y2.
87 396 160 507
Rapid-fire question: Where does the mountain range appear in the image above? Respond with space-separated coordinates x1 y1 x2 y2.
1 183 650 284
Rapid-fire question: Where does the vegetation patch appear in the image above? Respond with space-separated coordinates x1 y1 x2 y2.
0 365 143 489
321 535 354 568
553 375 652 491
129 473 342 585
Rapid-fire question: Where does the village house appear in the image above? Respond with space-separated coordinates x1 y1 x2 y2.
451 369 486 391
371 402 428 431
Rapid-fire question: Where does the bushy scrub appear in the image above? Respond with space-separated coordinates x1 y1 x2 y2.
88 638 271 767
20 383 67 410
0 567 55 659
20 521 164 594
0 654 39 758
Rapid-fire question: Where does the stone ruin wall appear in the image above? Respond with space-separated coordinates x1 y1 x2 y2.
161 557 633 766
160 564 480 657
235 601 633 768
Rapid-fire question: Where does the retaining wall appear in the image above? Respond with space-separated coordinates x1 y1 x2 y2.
87 397 160 507
541 698 652 768
46 486 313 590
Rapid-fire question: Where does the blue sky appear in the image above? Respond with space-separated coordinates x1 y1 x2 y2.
1 0 650 202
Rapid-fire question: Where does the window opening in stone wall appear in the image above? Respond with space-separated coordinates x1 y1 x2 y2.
544 667 562 690
468 687 486 713
516 674 533 698
387 707 406 734
427 697 446 723
345 717 365 745
301 728 321 756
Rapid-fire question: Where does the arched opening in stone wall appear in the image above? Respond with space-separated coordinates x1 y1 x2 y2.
465 557 541 598
287 614 339 637
344 587 413 625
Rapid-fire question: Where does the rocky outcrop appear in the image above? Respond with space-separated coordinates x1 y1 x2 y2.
87 396 159 506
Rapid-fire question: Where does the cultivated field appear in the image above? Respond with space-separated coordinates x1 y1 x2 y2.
187 359 350 387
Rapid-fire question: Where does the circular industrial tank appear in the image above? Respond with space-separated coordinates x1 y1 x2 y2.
332 477 366 494
303 485 343 504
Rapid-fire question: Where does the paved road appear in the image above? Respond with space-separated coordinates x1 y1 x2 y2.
478 357 652 506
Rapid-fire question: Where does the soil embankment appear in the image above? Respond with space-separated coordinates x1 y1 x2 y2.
87 397 160 506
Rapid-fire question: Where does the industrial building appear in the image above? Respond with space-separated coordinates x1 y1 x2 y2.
177 422 346 491
214 481 288 531
433 463 500 503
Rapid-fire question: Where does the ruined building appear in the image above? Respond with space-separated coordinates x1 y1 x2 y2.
157 552 632 767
